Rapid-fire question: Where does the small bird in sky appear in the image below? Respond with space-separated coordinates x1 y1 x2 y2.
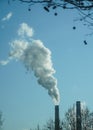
73 26 76 30
84 40 87 45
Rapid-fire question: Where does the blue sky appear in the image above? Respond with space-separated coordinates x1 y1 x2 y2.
0 1 93 130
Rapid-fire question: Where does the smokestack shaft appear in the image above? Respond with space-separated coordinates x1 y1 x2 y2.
55 105 60 130
76 101 82 130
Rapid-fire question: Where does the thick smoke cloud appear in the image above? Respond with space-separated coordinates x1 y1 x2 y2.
0 23 60 105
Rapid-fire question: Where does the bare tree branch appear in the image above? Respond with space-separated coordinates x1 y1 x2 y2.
10 0 93 28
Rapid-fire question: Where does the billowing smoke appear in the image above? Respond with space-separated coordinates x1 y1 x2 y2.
0 23 60 105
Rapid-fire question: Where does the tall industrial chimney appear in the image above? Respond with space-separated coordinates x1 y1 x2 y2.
55 105 60 130
76 101 82 130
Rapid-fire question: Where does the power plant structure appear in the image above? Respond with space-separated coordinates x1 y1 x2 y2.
55 105 60 130
76 101 82 130
54 101 82 130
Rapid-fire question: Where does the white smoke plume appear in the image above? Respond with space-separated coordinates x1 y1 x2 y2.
0 60 9 65
0 23 60 105
2 12 13 21
18 23 34 37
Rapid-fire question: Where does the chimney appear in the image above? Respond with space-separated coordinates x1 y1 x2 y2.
76 101 82 130
55 105 60 130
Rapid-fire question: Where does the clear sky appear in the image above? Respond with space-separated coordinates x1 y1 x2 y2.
0 1 93 130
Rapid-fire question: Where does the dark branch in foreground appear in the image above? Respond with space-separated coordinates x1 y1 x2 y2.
17 0 93 10
11 0 93 28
